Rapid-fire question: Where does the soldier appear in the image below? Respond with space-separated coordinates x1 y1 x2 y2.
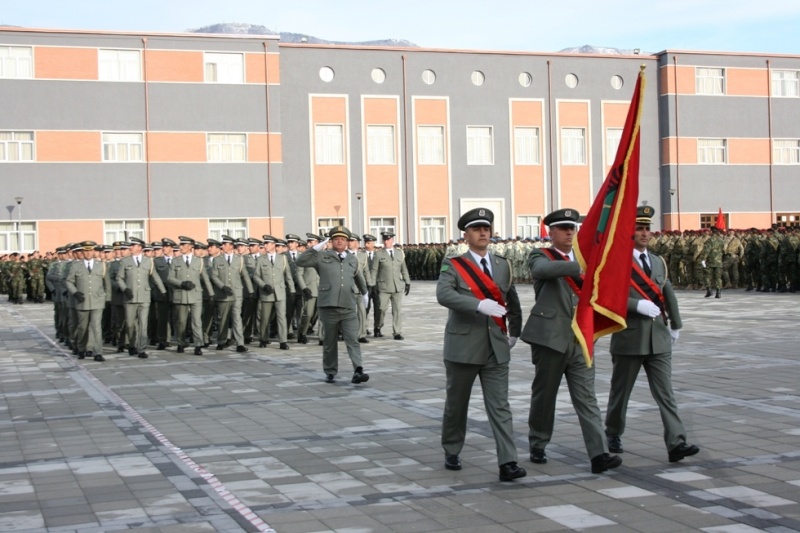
348 234 372 343
297 226 369 384
115 237 166 359
284 234 306 338
107 242 130 352
701 227 724 298
27 251 46 303
777 227 798 292
760 227 780 292
722 229 744 289
65 241 107 361
153 238 175 349
7 253 27 304
605 206 699 463
363 234 380 335
241 237 261 344
297 233 322 345
166 236 213 355
210 235 253 352
46 247 69 342
521 208 621 474
201 239 222 347
436 207 526 481
744 229 762 291
370 232 411 340
252 235 294 350
668 231 685 288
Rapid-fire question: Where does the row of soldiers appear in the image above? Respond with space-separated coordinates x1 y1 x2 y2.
34 230 412 362
647 226 800 295
0 250 49 303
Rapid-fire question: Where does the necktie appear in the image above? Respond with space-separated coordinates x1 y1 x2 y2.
136 257 140 267
640 253 652 277
270 255 274 265
185 256 190 267
86 261 92 273
227 255 231 265
291 253 295 262
166 257 171 265
340 253 346 261
480 257 492 280
389 250 394 260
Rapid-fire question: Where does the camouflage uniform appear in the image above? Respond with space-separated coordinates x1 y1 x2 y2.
743 232 762 291
777 229 798 292
722 231 744 289
668 233 685 288
8 256 27 304
27 256 46 302
701 231 724 297
760 230 780 292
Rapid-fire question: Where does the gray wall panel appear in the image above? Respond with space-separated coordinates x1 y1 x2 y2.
677 96 769 138
0 80 146 130
672 165 773 213
0 163 148 219
147 84 267 132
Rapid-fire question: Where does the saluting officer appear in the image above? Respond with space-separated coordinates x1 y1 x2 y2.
297 226 370 384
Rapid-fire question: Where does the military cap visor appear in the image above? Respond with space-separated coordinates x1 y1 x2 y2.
457 207 494 231
178 236 195 245
275 239 288 246
329 226 351 239
635 205 655 225
220 235 235 244
207 239 222 247
363 234 377 242
305 232 323 241
285 234 300 242
381 232 395 240
150 241 163 249
161 238 177 247
129 237 145 246
544 208 580 227
261 235 277 243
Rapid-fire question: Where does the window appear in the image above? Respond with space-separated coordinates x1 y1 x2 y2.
422 69 436 85
417 126 445 165
0 221 36 252
0 46 33 79
102 133 143 162
315 125 344 165
371 68 386 84
610 75 624 90
98 49 141 81
776 213 800 228
774 139 800 164
317 218 345 237
209 219 247 241
700 213 727 229
104 220 145 244
519 72 532 87
319 66 335 82
0 132 34 162
369 217 396 240
697 138 726 164
467 126 493 165
606 128 623 162
772 70 799 97
471 70 485 86
561 128 586 165
696 67 725 95
565 73 578 88
420 217 446 243
366 125 395 165
517 215 541 239
204 53 244 84
514 127 540 165
207 133 246 162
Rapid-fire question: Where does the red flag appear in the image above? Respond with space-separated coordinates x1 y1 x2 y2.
539 218 548 238
715 208 726 230
572 67 646 366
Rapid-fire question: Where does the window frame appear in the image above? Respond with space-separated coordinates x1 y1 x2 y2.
317 218 346 237
102 132 144 162
366 124 396 165
209 219 248 241
697 138 727 164
0 45 33 79
771 70 799 98
0 131 35 162
369 217 397 241
207 133 247 162
773 139 800 165
314 124 345 165
516 215 542 239
420 216 446 243
561 127 587 165
695 67 725 95
98 49 142 82
0 221 36 253
466 125 494 166
514 126 540 166
103 220 145 244
417 125 445 165
204 52 245 84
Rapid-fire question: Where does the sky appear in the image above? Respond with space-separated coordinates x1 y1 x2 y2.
2 0 800 55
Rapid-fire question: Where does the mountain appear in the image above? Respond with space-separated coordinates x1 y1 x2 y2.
559 45 646 55
189 23 417 48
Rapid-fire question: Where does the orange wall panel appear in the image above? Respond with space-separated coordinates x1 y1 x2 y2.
558 101 589 125
513 166 545 215
144 50 203 82
38 220 104 252
367 166 402 216
248 133 283 162
34 47 98 80
311 96 349 222
148 219 209 242
560 166 590 211
147 133 206 162
415 98 448 124
659 65 696 95
416 167 449 216
37 131 101 162
603 102 628 126
728 138 770 164
730 212 772 229
364 97 398 124
661 137 698 165
250 217 284 238
244 53 280 84
313 96 348 123
727 68 768 97
511 100 543 127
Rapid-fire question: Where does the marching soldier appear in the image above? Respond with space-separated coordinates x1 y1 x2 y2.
363 234 380 335
65 241 107 361
253 235 295 349
297 233 322 345
722 229 744 289
167 236 213 355
285 234 306 338
702 227 724 298
370 232 411 340
114 237 166 359
210 235 253 352
202 239 222 347
348 234 372 343
241 237 261 344
153 238 175 349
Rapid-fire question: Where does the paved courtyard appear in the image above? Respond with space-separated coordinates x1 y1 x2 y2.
1 283 799 533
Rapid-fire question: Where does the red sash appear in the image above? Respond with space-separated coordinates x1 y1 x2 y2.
541 248 584 295
450 256 508 334
630 260 668 324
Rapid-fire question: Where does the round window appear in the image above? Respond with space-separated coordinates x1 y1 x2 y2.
422 69 436 85
519 72 532 87
319 66 334 82
565 73 578 88
371 68 386 84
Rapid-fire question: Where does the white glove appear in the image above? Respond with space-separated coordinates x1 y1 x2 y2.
508 336 518 349
701 260 706 268
476 299 507 318
313 237 330 251
669 328 680 344
362 293 369 308
636 299 661 318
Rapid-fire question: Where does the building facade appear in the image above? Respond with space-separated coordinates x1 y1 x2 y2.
1 26 799 252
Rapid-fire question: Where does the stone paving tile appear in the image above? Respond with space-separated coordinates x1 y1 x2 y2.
2 286 800 532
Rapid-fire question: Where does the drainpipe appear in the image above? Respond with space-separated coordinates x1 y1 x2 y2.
672 55 681 231
264 42 274 233
142 38 152 237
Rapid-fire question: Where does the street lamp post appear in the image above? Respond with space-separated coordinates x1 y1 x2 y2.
14 196 23 252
